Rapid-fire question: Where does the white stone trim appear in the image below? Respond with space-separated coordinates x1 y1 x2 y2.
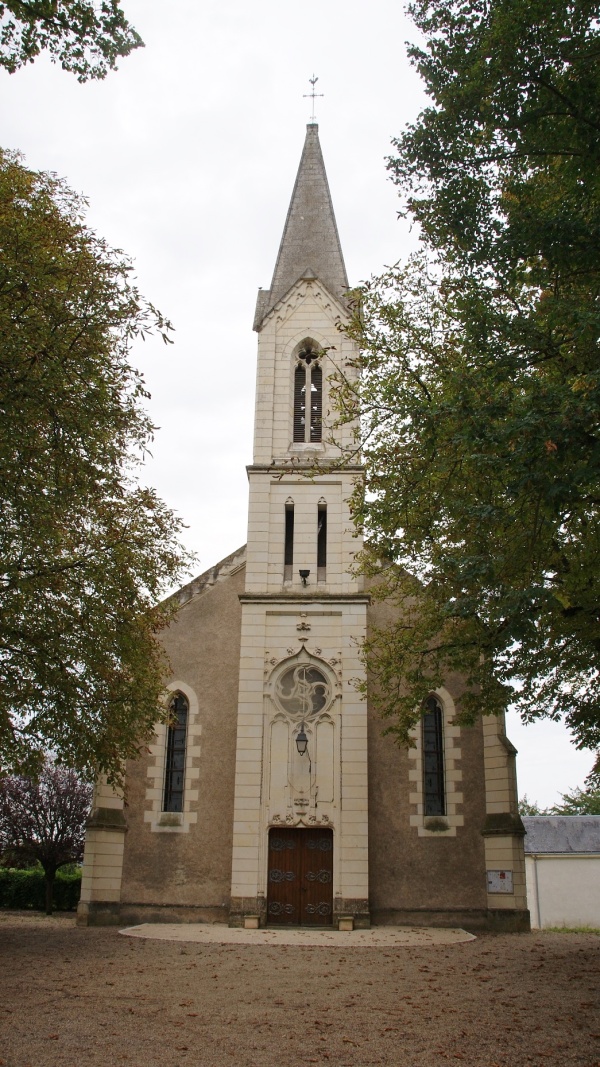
144 679 201 834
408 686 464 837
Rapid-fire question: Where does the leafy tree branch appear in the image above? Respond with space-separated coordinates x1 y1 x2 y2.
332 1 600 776
0 150 193 786
0 1 142 80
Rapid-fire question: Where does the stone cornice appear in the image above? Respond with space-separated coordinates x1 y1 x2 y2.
239 592 370 604
246 464 364 475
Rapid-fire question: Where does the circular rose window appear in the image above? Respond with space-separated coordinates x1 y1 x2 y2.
274 664 331 719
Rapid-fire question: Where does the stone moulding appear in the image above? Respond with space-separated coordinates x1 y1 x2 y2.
482 813 526 837
85 808 127 833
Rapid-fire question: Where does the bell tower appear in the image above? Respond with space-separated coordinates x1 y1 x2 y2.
229 124 370 928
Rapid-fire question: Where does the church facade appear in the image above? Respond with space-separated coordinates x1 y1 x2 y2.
78 125 529 932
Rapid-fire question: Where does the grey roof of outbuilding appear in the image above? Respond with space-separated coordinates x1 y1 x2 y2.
522 815 600 854
253 123 348 330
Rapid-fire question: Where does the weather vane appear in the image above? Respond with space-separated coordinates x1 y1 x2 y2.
303 74 324 123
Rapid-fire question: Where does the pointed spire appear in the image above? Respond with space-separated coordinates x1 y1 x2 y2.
253 124 349 330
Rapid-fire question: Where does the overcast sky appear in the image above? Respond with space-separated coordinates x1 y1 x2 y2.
1 0 593 806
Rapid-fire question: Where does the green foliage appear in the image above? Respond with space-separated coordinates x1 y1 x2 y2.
0 1 143 81
518 795 548 816
0 866 81 910
543 925 600 934
0 756 91 913
0 151 193 785
519 783 600 813
333 0 600 772
551 785 600 814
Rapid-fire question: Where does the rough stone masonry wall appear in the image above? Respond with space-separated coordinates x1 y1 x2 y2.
366 594 491 929
118 560 245 926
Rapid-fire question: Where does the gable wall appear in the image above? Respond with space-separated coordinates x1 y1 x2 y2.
119 564 245 923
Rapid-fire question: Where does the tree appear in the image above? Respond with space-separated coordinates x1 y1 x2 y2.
518 795 548 816
0 1 142 81
0 150 192 786
0 760 92 913
333 0 600 778
551 785 600 815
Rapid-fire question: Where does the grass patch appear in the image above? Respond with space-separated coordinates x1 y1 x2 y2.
543 925 600 935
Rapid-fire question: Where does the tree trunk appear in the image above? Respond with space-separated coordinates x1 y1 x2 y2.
44 870 56 915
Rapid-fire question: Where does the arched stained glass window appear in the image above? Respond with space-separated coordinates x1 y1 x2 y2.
163 692 189 812
422 694 445 816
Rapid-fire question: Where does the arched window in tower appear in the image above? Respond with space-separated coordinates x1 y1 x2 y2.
294 364 306 441
293 339 322 443
310 363 322 441
422 694 445 816
163 691 189 812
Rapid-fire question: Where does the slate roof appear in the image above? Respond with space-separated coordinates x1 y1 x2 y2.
253 124 348 330
522 815 600 854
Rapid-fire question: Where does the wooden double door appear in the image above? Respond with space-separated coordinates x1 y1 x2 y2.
267 827 333 926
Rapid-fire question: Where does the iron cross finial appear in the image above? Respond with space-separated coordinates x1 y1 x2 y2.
303 74 324 123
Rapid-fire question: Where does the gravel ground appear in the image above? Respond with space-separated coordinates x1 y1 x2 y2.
0 911 599 1067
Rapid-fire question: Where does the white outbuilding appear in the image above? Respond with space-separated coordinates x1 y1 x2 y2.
523 816 600 929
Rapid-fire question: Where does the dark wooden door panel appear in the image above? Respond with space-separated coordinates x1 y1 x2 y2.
301 829 333 926
267 827 333 926
267 828 301 925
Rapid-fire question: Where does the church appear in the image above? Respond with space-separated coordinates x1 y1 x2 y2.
77 124 529 932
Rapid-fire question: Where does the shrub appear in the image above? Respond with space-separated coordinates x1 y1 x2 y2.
0 867 81 911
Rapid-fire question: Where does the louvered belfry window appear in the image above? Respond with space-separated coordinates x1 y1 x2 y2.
293 364 306 441
310 364 322 441
163 691 189 812
293 340 322 443
423 695 445 816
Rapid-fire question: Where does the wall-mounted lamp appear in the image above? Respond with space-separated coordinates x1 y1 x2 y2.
295 724 308 756
299 569 310 586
